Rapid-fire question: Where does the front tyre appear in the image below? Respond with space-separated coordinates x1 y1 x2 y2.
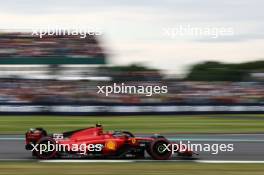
148 138 172 160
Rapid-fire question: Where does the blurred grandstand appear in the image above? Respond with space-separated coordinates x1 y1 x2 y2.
0 32 105 62
0 32 263 106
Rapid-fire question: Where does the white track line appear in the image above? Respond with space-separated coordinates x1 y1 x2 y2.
39 160 135 163
196 160 264 163
39 159 264 163
1 159 264 163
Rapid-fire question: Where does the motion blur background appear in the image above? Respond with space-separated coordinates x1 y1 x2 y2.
0 0 263 112
0 31 262 114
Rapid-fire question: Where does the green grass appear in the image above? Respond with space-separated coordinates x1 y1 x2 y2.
0 162 264 175
1 114 264 134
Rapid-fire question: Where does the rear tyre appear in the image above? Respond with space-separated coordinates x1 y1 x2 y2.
35 137 57 159
148 138 172 160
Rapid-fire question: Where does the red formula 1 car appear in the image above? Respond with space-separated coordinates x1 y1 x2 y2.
25 124 194 160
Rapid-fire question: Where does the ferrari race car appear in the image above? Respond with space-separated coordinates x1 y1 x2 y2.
25 124 194 160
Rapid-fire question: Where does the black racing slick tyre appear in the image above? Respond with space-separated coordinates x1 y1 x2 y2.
35 137 57 159
148 138 172 160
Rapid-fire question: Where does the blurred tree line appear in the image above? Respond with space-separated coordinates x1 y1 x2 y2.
97 64 162 81
185 60 264 81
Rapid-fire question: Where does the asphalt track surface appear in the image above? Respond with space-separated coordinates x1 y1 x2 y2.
1 134 264 162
